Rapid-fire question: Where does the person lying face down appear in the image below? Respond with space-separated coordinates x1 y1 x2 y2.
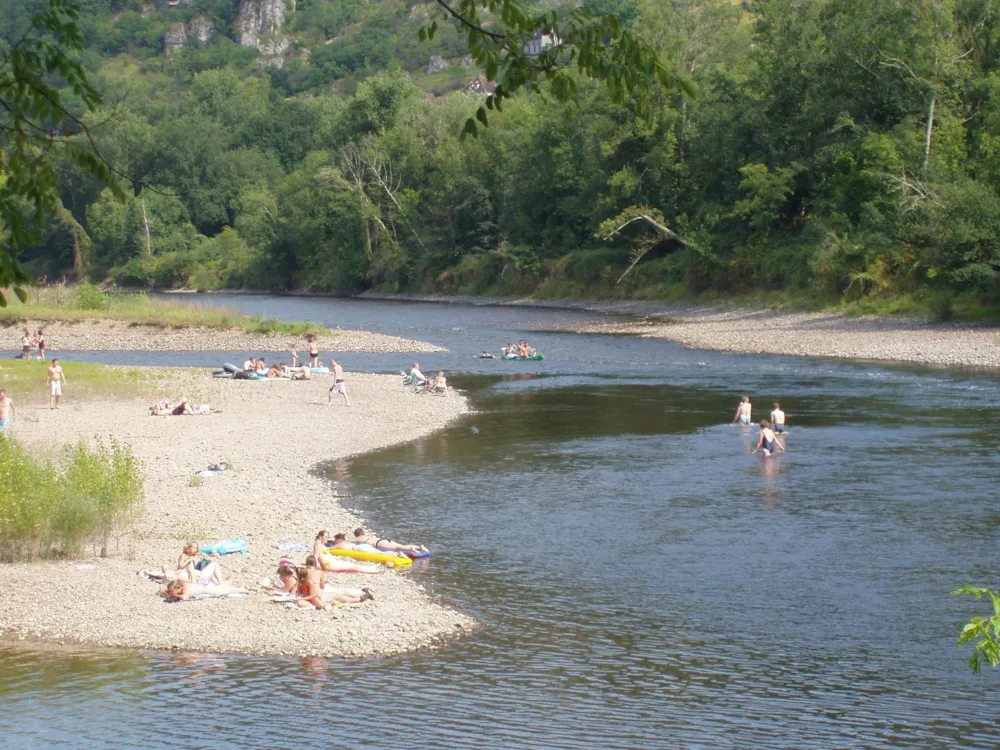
332 532 407 559
352 528 428 553
162 578 247 600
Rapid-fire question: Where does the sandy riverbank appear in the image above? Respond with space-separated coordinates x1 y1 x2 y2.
2 319 445 354
0 368 475 658
571 307 1000 368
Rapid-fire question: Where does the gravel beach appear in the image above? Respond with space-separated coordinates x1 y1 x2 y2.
573 307 1000 368
0 368 475 658
3 319 445 353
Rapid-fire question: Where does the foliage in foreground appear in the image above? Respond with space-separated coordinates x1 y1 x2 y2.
0 436 144 561
955 586 1000 674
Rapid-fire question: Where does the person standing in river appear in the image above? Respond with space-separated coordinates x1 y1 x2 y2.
47 359 66 409
307 337 320 368
327 360 350 406
732 396 752 425
770 402 787 434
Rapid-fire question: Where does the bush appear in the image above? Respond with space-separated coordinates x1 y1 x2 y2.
75 281 111 310
0 437 144 561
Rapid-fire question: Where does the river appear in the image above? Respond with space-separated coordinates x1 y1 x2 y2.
2 295 998 749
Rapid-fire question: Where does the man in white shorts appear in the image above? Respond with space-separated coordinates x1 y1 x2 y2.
47 358 66 409
0 389 16 435
327 360 350 406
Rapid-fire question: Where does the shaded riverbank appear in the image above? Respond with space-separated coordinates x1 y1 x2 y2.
0 367 473 657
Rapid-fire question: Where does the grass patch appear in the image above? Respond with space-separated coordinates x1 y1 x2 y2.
0 436 144 561
0 360 164 403
1 284 327 337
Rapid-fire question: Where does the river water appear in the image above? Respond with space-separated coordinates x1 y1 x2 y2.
2 296 998 749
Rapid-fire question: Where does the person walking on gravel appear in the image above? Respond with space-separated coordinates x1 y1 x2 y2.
327 360 350 406
47 359 66 409
0 389 16 435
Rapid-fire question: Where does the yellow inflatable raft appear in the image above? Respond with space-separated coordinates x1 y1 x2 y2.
320 547 412 568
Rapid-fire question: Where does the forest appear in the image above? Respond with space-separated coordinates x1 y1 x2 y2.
4 0 1000 317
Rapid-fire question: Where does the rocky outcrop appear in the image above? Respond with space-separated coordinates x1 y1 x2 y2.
427 55 448 74
236 0 294 47
164 24 186 55
236 0 295 66
188 16 214 43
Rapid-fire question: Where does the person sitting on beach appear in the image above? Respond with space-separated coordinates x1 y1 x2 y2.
307 337 320 368
770 402 787 433
752 419 786 457
313 530 332 561
426 372 448 394
292 364 311 381
278 362 291 378
352 528 428 554
243 357 256 372
162 578 247 601
331 532 407 559
296 565 332 609
265 564 299 594
266 363 283 379
177 542 228 585
255 358 268 375
409 362 426 386
733 396 752 426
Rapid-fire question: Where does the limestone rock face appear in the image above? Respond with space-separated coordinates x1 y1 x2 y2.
236 0 295 48
427 55 448 74
164 24 186 55
188 16 214 43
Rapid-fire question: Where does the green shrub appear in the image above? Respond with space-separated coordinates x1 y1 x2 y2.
0 437 144 561
75 281 110 310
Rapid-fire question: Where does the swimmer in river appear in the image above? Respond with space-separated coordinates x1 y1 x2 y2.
733 396 752 425
752 419 786 457
770 402 787 433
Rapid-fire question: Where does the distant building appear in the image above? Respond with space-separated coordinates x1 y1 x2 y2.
525 31 559 57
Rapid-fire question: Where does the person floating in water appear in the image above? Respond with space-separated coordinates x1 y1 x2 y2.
733 396 752 425
752 419 786 457
770 402 787 433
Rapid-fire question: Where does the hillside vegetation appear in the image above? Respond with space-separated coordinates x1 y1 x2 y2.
4 0 1000 317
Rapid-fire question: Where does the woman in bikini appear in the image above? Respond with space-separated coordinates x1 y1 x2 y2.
163 579 247 600
296 566 332 609
177 542 227 585
352 528 428 553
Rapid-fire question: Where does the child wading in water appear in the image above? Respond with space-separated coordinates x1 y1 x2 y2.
752 419 786 457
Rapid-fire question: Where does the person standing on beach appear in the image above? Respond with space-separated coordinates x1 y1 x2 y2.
0 389 16 435
290 343 298 368
20 329 31 359
770 402 787 434
733 396 752 425
307 337 320 368
327 360 350 406
47 359 66 409
36 329 46 361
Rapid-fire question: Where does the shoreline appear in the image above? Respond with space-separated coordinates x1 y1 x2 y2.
360 293 1000 369
2 318 445 354
0 367 476 658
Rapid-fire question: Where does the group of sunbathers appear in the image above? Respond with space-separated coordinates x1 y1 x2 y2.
157 542 248 600
406 362 447 393
504 340 536 358
265 555 375 609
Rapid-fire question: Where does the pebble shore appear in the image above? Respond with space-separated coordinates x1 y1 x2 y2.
574 307 1000 368
3 319 445 353
0 368 475 658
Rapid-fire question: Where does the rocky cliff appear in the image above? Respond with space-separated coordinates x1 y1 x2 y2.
236 0 295 65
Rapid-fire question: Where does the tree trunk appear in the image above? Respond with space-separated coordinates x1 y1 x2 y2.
922 94 935 173
141 194 152 256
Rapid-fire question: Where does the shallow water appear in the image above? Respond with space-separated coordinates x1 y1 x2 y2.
2 296 999 749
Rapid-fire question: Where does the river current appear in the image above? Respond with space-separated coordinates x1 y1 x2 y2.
1 295 998 749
